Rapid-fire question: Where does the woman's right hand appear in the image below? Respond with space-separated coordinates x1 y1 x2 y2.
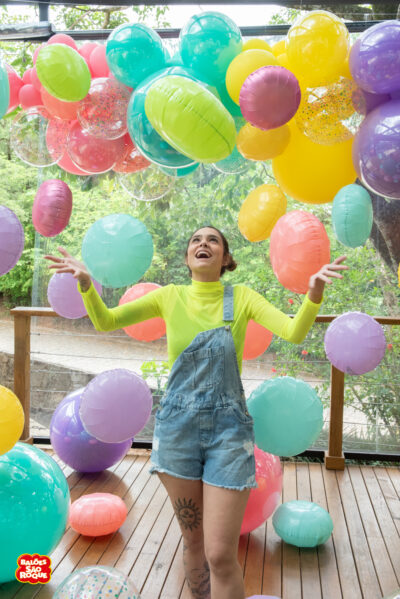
44 246 92 291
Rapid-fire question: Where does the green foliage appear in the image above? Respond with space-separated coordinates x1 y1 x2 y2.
140 360 170 396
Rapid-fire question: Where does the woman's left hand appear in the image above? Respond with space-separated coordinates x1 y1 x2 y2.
308 255 349 304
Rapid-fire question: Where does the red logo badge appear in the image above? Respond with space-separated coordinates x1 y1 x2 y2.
15 554 52 584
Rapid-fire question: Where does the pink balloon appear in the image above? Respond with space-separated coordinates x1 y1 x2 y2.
79 42 99 61
6 64 23 113
33 43 46 64
31 67 43 93
67 120 125 174
119 283 166 341
243 320 273 360
32 179 73 237
48 33 78 51
19 84 42 110
41 86 79 120
240 446 282 535
46 117 70 159
22 68 33 84
113 133 150 173
58 152 91 175
240 66 301 130
89 45 110 78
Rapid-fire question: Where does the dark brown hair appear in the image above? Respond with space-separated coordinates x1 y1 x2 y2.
185 225 237 277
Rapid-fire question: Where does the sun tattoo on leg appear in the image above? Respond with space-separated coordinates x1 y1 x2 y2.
174 497 202 531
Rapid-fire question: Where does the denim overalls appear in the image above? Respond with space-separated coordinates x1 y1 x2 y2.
149 286 257 490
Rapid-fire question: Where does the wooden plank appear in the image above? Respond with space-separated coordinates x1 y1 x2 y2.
262 517 282 598
374 467 400 538
386 467 400 500
243 523 266 596
281 462 301 599
162 537 186 598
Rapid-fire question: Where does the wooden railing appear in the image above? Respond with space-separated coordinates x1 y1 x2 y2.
10 307 400 470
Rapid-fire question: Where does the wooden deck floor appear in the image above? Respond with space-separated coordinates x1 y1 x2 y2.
1 448 400 599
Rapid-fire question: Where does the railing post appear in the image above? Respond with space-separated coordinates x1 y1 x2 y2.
13 312 33 444
325 364 345 470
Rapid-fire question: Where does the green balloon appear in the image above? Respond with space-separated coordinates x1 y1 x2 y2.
0 59 9 119
36 43 91 101
273 501 333 548
145 75 236 163
332 183 373 248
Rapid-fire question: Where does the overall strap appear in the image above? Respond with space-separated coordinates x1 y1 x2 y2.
223 285 234 322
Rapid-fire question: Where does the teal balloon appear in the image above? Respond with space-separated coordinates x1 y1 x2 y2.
216 81 243 117
0 59 10 119
159 162 199 177
106 23 166 88
332 183 373 248
272 500 333 548
247 376 323 456
0 442 69 583
180 11 242 85
82 214 153 288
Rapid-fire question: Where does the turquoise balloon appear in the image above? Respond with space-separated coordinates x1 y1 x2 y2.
332 183 373 248
215 81 243 117
0 442 69 583
106 23 167 88
247 376 323 456
180 11 242 85
272 500 333 548
82 214 153 288
159 162 199 177
0 59 10 119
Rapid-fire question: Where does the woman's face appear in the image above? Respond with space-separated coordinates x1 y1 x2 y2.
185 227 228 281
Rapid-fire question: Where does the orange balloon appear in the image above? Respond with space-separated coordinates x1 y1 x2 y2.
119 283 166 341
237 122 290 161
69 493 127 536
41 86 79 120
243 320 273 360
239 184 287 242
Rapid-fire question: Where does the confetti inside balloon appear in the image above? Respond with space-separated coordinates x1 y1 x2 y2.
53 566 140 599
67 120 125 174
113 133 151 174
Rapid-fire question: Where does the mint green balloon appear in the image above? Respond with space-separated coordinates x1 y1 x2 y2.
0 442 69 583
0 59 9 119
272 500 333 547
247 376 323 456
36 43 91 101
332 183 373 247
82 214 153 288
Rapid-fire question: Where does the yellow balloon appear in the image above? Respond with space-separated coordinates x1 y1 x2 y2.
272 122 357 204
237 122 290 160
0 386 24 455
286 10 350 87
271 39 286 57
226 49 278 104
238 184 287 242
242 38 271 52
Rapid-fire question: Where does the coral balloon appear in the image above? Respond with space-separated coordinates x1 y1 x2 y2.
41 86 79 120
48 33 78 50
237 122 290 161
22 67 33 84
18 84 41 110
119 283 166 341
89 45 110 78
0 206 24 276
0 386 24 455
32 179 72 237
67 120 125 174
113 133 150 174
272 122 357 204
79 42 98 60
332 184 373 248
270 210 330 294
30 67 42 92
36 44 91 101
46 118 89 175
226 49 278 104
5 64 23 113
69 493 127 536
239 184 287 242
243 320 273 360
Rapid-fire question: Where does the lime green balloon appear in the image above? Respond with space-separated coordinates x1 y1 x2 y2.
145 75 236 163
36 43 91 101
332 183 373 248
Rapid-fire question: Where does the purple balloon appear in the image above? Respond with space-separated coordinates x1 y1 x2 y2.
352 99 400 199
50 388 132 473
324 312 386 375
47 272 102 319
349 21 400 94
0 205 24 276
80 369 153 443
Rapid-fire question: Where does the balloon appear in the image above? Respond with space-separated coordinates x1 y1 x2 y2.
324 311 386 375
240 66 301 130
270 210 330 294
53 566 140 599
226 49 278 104
46 118 90 175
0 443 69 583
106 22 166 88
33 43 45 64
67 120 125 174
41 86 79 120
352 99 400 200
215 81 242 117
239 184 287 242
18 83 42 109
22 67 33 84
145 75 236 163
78 41 99 61
286 10 350 87
30 66 43 92
240 447 282 534
36 43 91 101
242 38 271 52
0 386 24 455
247 376 323 456
271 39 285 57
180 12 242 85
48 32 78 51
272 122 357 204
119 283 166 341
50 388 132 472
332 184 373 247
243 320 273 360
272 501 333 547
0 205 24 276
352 88 391 116
77 76 131 140
80 369 153 443
349 21 400 95
47 273 102 319
237 122 290 161
5 64 23 113
89 44 110 78
69 493 127 536
10 107 58 167
0 59 9 118
118 164 175 201
82 214 153 287
32 179 73 237
113 133 151 174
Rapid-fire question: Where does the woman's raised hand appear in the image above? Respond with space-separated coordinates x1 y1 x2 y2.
308 255 349 304
44 246 92 291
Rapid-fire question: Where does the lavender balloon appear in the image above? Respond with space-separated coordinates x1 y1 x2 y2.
50 388 133 473
352 99 400 199
349 21 400 94
80 369 153 443
0 206 24 276
324 312 386 375
47 272 102 319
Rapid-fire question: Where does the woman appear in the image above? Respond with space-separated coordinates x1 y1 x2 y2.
45 226 348 599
